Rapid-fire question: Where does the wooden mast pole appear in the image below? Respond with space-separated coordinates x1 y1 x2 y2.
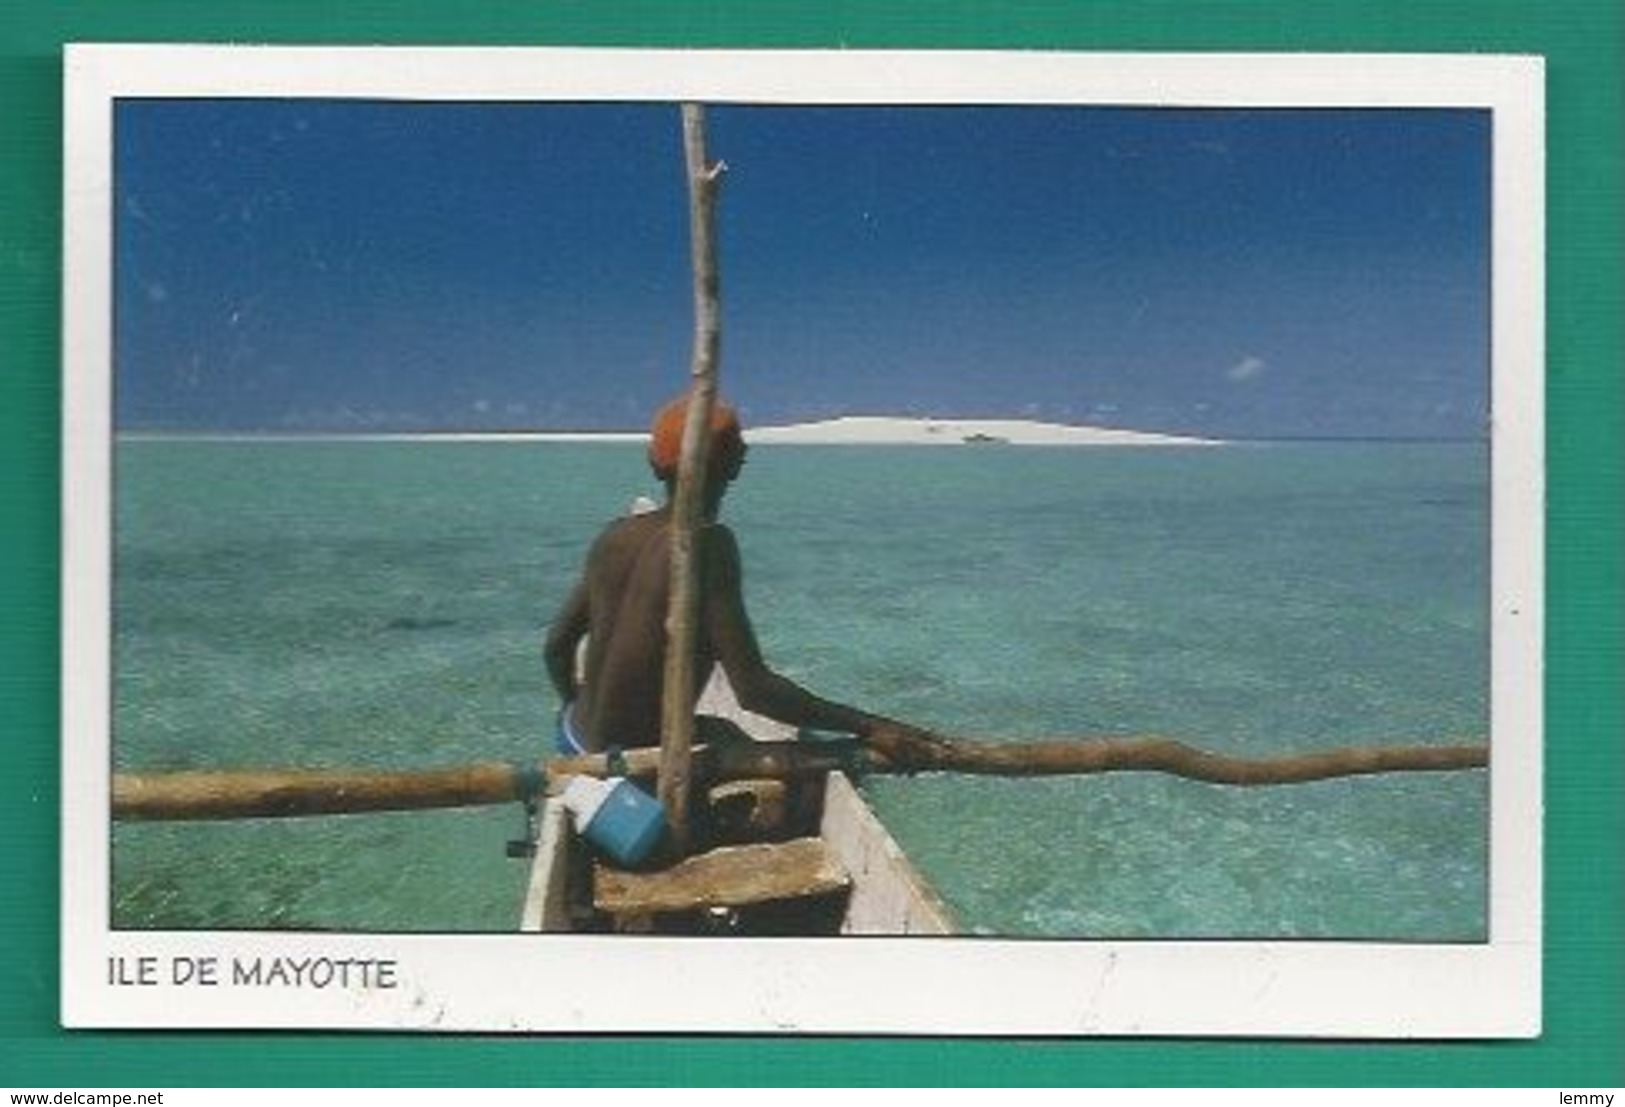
658 103 726 854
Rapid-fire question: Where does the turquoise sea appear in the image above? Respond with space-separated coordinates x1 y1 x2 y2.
111 439 1488 939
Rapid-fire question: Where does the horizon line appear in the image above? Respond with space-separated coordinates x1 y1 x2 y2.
114 428 1487 446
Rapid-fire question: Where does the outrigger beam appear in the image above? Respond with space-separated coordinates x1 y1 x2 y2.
111 735 1486 822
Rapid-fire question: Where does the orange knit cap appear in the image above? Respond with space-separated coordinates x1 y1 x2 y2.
648 391 746 480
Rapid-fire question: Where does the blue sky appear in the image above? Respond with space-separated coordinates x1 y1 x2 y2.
115 100 1489 438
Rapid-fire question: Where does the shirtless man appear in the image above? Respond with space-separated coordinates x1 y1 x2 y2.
544 392 940 764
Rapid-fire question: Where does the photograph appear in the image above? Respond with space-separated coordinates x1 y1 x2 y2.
61 46 1542 1035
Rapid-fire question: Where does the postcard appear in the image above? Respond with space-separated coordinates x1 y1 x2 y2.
62 45 1543 1035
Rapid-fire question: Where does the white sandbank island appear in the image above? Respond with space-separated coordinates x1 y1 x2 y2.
745 415 1220 447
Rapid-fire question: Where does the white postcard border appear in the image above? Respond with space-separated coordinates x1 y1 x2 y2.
62 45 1544 1036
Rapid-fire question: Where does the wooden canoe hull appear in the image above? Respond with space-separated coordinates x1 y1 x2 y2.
519 769 954 936
818 770 954 935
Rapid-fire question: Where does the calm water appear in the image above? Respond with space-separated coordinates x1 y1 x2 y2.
112 439 1489 938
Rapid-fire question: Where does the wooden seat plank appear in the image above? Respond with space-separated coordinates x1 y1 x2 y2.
594 837 850 915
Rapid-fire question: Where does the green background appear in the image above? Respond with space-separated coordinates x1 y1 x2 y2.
3 1 1619 1087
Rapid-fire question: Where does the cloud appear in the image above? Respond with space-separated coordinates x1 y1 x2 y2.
1226 355 1268 383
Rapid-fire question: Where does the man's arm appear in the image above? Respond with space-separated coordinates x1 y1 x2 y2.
543 577 589 704
702 524 914 741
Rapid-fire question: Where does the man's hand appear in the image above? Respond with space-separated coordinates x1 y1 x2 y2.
863 720 957 774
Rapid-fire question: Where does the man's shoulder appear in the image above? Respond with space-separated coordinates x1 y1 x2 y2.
589 512 737 559
589 511 662 559
698 521 742 573
699 519 738 544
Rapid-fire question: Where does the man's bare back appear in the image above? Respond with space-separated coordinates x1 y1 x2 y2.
547 508 704 750
544 393 944 764
546 504 882 750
